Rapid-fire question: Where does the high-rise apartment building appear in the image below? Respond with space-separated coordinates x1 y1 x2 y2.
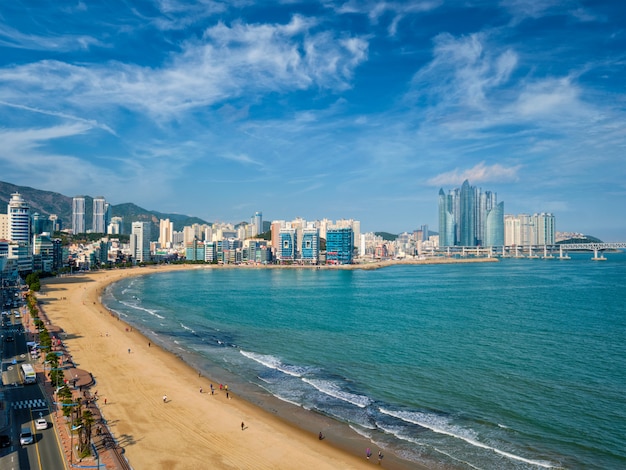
438 180 504 247
534 213 555 245
326 227 354 264
8 193 30 244
278 227 297 262
159 219 174 248
301 226 320 264
131 221 151 263
253 211 263 236
7 193 32 273
72 196 86 234
485 202 505 246
505 213 555 246
92 196 107 233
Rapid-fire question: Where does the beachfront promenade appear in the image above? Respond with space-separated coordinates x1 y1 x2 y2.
25 299 132 470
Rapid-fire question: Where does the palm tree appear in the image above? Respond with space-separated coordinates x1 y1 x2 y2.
78 409 95 455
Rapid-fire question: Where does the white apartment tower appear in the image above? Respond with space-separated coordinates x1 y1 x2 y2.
8 193 31 244
92 196 107 233
72 196 86 234
504 213 555 246
131 221 151 263
159 219 174 248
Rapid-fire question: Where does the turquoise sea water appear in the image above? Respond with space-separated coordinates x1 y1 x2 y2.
102 253 626 469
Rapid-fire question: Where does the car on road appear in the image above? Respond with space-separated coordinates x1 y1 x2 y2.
0 434 10 447
19 427 33 445
35 418 48 430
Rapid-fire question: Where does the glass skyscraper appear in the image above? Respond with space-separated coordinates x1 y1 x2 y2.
438 180 504 247
326 227 354 264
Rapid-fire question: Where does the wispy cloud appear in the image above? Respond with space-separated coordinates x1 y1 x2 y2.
0 100 117 135
0 15 367 120
0 22 102 51
427 162 522 187
334 0 443 36
410 32 517 111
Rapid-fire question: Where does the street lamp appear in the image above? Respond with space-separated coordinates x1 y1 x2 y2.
70 424 82 464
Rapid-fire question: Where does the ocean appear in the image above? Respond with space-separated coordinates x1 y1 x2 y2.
101 253 626 469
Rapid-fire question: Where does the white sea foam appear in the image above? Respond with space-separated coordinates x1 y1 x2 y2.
349 424 373 439
118 300 165 319
180 323 195 333
240 350 308 377
302 378 372 408
272 394 302 408
379 408 555 468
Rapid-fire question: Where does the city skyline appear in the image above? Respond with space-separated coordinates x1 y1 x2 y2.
1 2 625 241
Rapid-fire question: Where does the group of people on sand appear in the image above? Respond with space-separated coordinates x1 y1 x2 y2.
365 447 384 463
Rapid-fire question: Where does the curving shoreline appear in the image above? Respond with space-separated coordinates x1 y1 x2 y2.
36 260 489 469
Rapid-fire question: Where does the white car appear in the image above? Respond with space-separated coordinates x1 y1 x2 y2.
35 418 48 430
19 428 33 445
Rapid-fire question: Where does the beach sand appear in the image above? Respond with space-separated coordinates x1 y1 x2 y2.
38 265 426 470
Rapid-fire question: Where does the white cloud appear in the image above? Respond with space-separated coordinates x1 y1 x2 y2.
0 16 368 119
0 100 117 135
0 123 92 151
0 22 102 51
427 162 522 187
220 152 263 166
332 0 442 37
512 77 585 119
411 32 518 110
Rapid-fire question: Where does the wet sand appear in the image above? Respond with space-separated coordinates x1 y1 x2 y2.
38 264 429 470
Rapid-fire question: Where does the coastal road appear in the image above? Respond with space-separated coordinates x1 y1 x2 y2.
0 311 66 470
8 384 65 470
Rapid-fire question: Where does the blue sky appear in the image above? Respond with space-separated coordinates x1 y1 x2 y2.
0 1 625 240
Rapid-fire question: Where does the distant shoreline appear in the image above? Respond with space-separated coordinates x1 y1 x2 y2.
209 256 499 270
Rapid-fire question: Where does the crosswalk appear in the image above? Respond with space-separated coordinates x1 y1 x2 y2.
13 399 47 410
2 327 24 334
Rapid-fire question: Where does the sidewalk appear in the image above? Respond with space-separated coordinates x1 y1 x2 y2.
31 307 132 469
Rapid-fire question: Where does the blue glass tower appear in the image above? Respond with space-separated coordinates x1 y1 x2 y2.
326 228 354 264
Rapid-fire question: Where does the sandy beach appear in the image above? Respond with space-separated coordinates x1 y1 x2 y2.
38 264 428 470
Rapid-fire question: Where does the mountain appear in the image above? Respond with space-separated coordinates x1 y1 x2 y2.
0 181 209 235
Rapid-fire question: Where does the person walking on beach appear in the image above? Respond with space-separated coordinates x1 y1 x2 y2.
163 394 167 403
241 421 245 431
366 447 372 459
378 450 384 465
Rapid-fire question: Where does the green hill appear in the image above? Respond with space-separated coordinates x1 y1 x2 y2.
0 181 209 236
